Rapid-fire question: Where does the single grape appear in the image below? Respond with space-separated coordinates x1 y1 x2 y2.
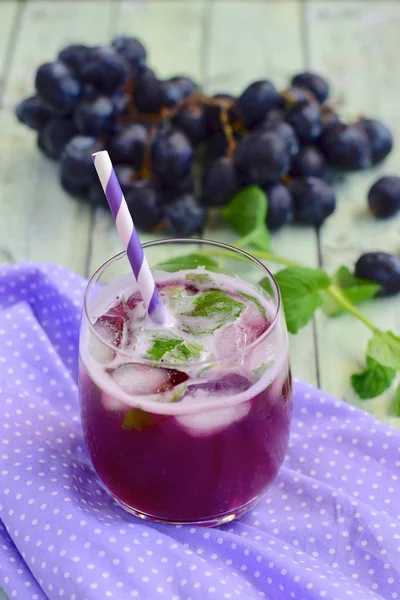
290 145 326 178
58 44 91 80
319 123 372 170
291 72 330 104
60 171 88 198
356 118 393 165
261 108 285 125
234 130 290 186
163 194 206 236
171 104 206 146
108 123 148 169
237 80 281 128
74 96 117 135
263 183 294 231
150 127 194 186
289 176 336 227
200 156 238 207
286 100 322 143
125 180 164 231
60 135 103 193
15 95 52 130
368 176 400 219
161 76 198 107
35 61 82 115
111 36 146 72
133 67 164 114
355 252 400 296
81 46 128 92
37 117 78 160
160 172 195 203
262 120 299 157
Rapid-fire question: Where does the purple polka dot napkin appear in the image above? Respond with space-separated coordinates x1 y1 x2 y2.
0 263 399 600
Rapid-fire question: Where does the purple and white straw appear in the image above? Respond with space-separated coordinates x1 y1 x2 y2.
92 150 165 325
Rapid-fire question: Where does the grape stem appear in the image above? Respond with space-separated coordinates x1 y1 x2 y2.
234 245 380 334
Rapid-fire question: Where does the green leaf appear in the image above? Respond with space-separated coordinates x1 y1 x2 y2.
275 266 331 334
393 385 400 417
186 272 213 285
259 277 274 297
185 289 245 333
147 337 203 362
322 265 380 317
155 254 219 273
222 186 270 251
367 331 400 370
123 408 154 431
351 357 396 399
238 291 266 318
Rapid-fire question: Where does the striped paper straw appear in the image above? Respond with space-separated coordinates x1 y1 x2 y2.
92 150 165 325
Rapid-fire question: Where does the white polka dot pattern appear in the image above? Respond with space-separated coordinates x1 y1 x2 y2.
0 263 399 600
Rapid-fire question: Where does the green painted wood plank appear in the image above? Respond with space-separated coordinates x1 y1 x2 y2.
0 1 20 95
88 0 207 276
202 0 320 387
306 0 400 425
0 0 115 273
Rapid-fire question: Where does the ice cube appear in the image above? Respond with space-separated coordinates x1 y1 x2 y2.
90 314 124 364
110 363 188 396
176 401 250 436
214 323 247 359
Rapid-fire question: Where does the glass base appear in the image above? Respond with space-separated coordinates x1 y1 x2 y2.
113 495 261 527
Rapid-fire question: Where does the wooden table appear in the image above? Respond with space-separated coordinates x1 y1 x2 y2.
0 1 399 594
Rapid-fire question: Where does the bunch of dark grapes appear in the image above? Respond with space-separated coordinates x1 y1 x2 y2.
16 38 395 237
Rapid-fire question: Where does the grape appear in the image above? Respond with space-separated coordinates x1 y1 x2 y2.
37 117 78 160
60 135 103 194
356 118 393 165
201 157 238 207
204 94 238 136
355 252 400 296
319 123 372 170
160 172 195 203
110 91 130 116
74 96 117 135
206 129 242 160
261 108 285 125
286 100 322 143
35 61 82 114
237 80 281 127
125 180 164 231
15 95 52 131
108 123 147 169
289 176 336 227
281 86 315 108
161 76 198 107
321 107 341 128
290 145 326 179
163 194 206 236
171 104 206 146
262 120 299 157
132 66 164 114
150 127 194 186
291 72 330 104
111 36 146 72
263 183 294 231
234 130 290 186
81 46 128 92
368 176 400 219
60 172 88 198
58 44 91 79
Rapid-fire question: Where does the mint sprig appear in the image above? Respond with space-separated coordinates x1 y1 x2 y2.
367 331 400 370
222 186 270 251
147 337 203 362
351 357 396 400
322 265 380 317
185 289 245 333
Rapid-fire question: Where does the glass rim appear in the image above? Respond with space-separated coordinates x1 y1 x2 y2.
83 238 282 369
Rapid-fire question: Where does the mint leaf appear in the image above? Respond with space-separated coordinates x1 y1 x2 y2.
351 357 396 399
367 331 400 370
322 265 380 317
238 291 266 318
393 385 400 417
123 408 154 431
186 272 213 285
147 337 183 360
155 254 219 273
259 277 274 297
185 290 244 332
222 186 270 251
147 337 203 362
275 266 331 334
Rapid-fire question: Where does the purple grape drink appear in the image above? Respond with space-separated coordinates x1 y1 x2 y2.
79 265 292 526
